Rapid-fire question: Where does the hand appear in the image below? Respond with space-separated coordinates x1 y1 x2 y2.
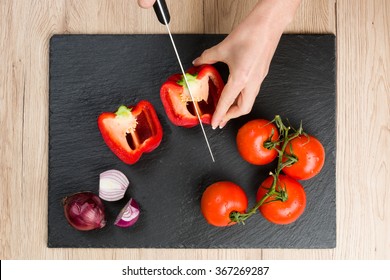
137 0 156 9
193 0 301 129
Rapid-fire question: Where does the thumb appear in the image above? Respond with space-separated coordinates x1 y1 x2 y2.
193 46 220 66
137 0 156 9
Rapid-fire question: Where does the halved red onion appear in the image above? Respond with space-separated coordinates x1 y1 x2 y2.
99 169 129 201
63 192 106 231
114 198 140 228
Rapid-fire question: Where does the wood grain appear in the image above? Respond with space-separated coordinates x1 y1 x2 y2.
63 0 204 34
1 0 389 259
335 0 390 259
203 0 336 34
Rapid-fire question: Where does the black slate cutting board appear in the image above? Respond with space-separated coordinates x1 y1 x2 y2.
48 34 336 248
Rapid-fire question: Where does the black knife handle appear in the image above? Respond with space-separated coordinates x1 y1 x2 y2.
153 0 170 25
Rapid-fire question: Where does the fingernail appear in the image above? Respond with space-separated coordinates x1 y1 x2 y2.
192 60 196 65
211 119 219 129
219 120 228 129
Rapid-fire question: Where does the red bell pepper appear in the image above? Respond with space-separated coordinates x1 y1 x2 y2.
98 100 163 164
160 65 224 128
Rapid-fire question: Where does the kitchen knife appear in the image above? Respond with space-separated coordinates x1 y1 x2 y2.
153 0 215 162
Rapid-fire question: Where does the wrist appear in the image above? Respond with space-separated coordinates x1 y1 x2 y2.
252 0 301 33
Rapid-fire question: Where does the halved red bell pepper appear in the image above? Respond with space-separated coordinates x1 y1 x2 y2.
160 65 224 128
98 100 163 164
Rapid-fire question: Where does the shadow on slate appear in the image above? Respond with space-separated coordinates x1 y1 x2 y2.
48 34 336 248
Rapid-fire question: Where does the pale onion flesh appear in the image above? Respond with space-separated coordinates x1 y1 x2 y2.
63 192 106 231
99 169 129 201
114 198 140 228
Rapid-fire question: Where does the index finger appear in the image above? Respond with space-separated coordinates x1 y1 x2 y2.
212 77 244 129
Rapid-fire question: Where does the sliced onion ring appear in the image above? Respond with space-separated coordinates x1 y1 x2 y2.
114 198 140 228
99 169 129 201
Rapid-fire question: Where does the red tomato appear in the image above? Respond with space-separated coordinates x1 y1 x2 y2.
256 175 306 225
201 181 248 227
282 135 325 180
236 119 279 165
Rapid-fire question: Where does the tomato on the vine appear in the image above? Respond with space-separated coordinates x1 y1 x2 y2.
282 135 325 180
236 119 279 165
201 181 248 227
256 175 306 225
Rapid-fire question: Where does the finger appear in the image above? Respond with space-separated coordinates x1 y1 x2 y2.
220 86 260 128
211 77 244 129
218 119 229 129
193 46 221 66
222 94 255 126
137 0 156 9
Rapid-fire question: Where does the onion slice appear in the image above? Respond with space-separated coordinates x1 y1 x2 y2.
99 169 129 201
114 198 140 228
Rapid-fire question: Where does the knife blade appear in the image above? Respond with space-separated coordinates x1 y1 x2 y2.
153 0 215 162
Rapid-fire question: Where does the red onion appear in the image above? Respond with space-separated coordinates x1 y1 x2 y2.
99 169 129 201
63 192 106 231
114 198 140 228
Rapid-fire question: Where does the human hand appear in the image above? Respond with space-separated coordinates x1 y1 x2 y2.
137 0 156 9
193 0 301 129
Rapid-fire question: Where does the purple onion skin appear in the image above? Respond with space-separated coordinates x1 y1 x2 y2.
114 198 140 228
63 192 106 231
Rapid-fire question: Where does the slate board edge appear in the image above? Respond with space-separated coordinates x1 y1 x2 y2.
48 34 337 249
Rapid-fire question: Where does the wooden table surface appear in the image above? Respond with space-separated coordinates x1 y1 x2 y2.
1 0 389 260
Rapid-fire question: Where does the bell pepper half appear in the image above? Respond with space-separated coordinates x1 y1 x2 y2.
98 100 163 164
160 65 224 128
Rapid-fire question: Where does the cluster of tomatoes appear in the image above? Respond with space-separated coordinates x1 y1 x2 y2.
200 117 325 227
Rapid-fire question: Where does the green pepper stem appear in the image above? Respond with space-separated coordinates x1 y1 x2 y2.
115 105 132 117
177 73 198 87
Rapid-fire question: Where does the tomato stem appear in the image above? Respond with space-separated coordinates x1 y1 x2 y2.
230 115 305 225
